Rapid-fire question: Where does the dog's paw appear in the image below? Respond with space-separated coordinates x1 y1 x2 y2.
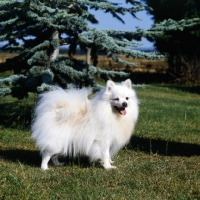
109 159 114 164
41 165 49 170
110 165 117 169
105 166 117 170
103 163 117 170
51 156 65 166
52 161 65 166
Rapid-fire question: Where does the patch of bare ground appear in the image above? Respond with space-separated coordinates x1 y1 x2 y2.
0 53 169 74
73 54 169 73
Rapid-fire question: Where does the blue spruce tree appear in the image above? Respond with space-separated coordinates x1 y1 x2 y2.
0 0 199 98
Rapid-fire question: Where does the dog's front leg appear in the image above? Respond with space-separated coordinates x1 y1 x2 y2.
102 144 117 170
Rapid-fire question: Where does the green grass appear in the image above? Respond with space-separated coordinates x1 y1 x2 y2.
0 85 200 199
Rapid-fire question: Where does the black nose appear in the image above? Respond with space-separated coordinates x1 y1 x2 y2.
122 102 127 108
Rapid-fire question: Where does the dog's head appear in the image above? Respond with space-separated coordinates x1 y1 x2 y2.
105 79 137 116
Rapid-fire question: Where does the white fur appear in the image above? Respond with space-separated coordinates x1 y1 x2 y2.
31 79 139 170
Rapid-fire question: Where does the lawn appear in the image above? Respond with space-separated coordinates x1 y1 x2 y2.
0 84 200 200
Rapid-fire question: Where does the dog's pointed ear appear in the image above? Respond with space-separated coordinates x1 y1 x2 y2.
106 80 115 92
122 79 132 89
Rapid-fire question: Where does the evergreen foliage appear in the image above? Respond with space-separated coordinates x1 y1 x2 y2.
0 0 199 98
142 0 200 82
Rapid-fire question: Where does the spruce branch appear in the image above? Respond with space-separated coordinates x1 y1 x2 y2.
0 74 27 87
150 18 200 32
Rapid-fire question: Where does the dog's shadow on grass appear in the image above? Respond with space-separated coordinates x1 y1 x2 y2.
0 149 41 167
128 135 200 156
0 149 95 168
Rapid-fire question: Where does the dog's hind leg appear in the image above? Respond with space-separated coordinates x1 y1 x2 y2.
41 151 52 170
51 155 65 166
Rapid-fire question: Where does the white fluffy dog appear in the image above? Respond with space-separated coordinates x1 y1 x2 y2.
31 79 139 170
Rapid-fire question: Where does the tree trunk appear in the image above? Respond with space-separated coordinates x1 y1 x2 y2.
86 47 91 65
50 30 59 62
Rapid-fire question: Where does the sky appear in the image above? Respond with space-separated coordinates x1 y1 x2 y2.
88 2 155 49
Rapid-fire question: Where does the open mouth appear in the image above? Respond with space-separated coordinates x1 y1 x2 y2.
114 106 127 115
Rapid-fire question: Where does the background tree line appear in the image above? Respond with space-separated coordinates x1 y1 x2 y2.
0 0 200 99
142 0 200 83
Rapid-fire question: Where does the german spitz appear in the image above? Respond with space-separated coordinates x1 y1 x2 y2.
31 79 139 170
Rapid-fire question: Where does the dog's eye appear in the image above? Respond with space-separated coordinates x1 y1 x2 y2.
126 97 129 100
114 98 119 101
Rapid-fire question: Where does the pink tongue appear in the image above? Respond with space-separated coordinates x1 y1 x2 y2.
119 108 126 115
